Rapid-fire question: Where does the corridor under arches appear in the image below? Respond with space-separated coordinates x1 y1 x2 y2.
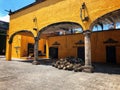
37 22 84 59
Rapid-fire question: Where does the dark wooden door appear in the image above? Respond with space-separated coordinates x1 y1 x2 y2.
77 47 85 61
106 46 116 64
28 43 34 56
49 47 58 59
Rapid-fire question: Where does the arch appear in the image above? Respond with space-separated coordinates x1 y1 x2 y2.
90 9 120 31
9 30 34 44
35 21 83 61
6 30 34 61
37 21 83 39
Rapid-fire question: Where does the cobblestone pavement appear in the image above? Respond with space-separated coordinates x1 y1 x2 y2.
0 58 120 90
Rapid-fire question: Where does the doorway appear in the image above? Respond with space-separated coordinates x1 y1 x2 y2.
28 43 34 56
77 46 85 61
49 47 58 59
0 35 6 55
106 46 116 64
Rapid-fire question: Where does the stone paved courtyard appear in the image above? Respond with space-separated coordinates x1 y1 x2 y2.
0 58 120 90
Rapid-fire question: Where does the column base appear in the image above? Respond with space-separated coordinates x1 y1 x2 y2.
82 65 94 73
32 60 40 65
6 59 12 61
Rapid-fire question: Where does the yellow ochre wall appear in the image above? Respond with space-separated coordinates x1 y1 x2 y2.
21 36 46 57
11 35 21 58
9 0 120 37
48 34 84 58
21 36 34 57
11 35 46 58
91 30 120 64
48 30 120 64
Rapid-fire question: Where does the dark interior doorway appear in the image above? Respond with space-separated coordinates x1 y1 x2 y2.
77 47 85 61
0 35 6 55
28 43 34 57
49 47 58 59
106 46 116 64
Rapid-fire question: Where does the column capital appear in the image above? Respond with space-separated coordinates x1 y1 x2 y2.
34 37 39 41
83 30 91 35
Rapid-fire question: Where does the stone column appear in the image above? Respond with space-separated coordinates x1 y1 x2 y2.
82 30 93 72
32 37 40 65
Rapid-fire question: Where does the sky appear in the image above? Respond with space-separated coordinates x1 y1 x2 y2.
0 0 35 22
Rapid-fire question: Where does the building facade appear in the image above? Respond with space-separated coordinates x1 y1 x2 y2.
6 0 120 72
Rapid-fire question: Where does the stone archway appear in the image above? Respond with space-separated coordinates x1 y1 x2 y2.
9 30 34 44
90 9 120 31
89 9 120 65
32 22 83 64
37 22 83 38
6 30 34 61
37 21 83 59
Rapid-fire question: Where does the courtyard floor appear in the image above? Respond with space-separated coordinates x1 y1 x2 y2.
0 57 120 90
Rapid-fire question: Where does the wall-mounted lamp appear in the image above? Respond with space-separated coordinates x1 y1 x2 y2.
80 2 89 22
33 17 38 31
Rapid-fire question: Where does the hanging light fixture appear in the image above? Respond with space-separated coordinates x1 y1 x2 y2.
80 2 89 22
33 17 38 31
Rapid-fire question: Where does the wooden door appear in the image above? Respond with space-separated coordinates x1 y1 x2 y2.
106 46 116 64
77 47 85 61
49 47 58 59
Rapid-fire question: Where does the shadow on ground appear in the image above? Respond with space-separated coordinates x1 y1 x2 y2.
20 59 120 74
20 59 55 66
93 63 120 74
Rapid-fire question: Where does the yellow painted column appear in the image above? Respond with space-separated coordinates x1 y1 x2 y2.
46 39 49 58
6 37 12 61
